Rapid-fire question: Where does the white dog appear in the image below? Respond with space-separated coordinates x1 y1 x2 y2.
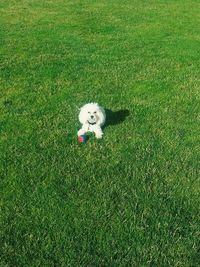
78 103 106 139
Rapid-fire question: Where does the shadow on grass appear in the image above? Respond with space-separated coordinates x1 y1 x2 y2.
105 109 130 127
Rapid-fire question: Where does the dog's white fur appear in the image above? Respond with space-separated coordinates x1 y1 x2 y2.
78 103 106 139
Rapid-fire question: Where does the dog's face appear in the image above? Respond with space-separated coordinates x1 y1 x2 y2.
79 103 106 126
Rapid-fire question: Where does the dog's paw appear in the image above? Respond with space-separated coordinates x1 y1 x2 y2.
95 133 103 139
78 129 85 136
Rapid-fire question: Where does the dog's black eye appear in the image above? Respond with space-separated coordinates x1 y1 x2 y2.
94 111 97 114
88 112 91 114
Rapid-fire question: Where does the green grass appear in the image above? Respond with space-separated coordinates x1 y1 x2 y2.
1 0 200 266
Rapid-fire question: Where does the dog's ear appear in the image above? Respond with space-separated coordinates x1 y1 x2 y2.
79 107 87 124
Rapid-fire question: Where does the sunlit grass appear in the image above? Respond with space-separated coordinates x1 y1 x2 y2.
1 0 200 266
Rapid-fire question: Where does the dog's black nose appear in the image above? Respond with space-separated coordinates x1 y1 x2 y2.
91 115 94 119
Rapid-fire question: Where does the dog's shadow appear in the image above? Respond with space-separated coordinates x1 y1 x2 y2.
104 109 129 127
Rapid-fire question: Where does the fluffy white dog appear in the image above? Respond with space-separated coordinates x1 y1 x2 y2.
78 103 106 139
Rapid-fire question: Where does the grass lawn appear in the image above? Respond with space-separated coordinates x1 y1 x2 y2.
1 0 200 266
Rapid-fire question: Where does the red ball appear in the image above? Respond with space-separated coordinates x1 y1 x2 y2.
78 134 87 143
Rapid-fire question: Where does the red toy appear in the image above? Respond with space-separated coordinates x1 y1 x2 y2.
78 134 87 143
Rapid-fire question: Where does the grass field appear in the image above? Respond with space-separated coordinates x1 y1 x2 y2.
1 0 200 266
